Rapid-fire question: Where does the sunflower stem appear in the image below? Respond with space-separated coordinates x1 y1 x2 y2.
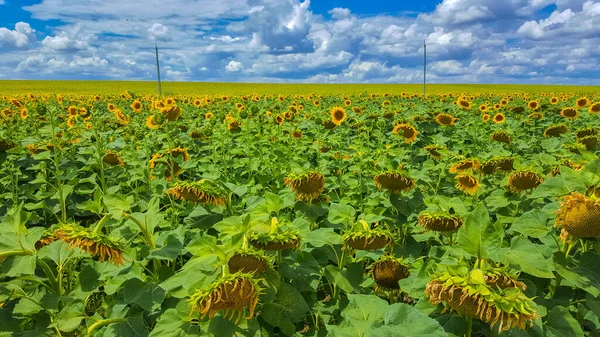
92 214 110 235
465 316 473 337
86 318 126 335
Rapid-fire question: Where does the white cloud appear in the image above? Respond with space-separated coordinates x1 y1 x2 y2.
0 22 36 48
42 25 93 51
329 7 351 19
148 23 170 41
225 60 243 72
208 35 245 42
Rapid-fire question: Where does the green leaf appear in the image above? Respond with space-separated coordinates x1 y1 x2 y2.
261 283 309 336
103 194 134 219
374 303 447 337
554 252 600 297
121 278 166 311
510 209 550 239
501 237 555 279
544 306 584 337
264 192 283 214
149 308 201 337
324 263 363 294
1 254 37 277
529 172 587 199
328 203 356 224
304 228 343 248
456 203 502 259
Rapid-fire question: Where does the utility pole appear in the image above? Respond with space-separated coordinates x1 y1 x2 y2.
155 44 162 96
423 40 427 96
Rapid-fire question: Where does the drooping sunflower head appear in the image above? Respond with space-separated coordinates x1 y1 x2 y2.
424 145 445 160
480 160 497 175
449 159 480 173
494 156 515 173
550 159 584 177
0 139 16 152
455 174 480 195
103 150 125 167
228 249 271 275
188 272 263 324
342 222 393 250
554 192 600 242
435 113 456 126
457 98 471 110
576 127 598 139
576 97 589 108
418 211 463 232
53 223 124 265
330 106 347 126
374 170 416 194
589 102 600 114
369 256 410 290
544 124 568 138
507 171 543 193
426 268 537 333
560 107 578 119
284 171 325 201
167 180 227 206
146 115 160 129
491 131 511 144
578 135 598 151
248 229 301 251
160 105 181 121
227 120 242 132
291 129 303 139
484 268 526 291
392 123 418 143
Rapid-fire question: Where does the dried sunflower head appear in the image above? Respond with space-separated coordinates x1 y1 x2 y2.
425 268 537 333
284 171 325 202
228 249 270 275
544 124 568 138
507 171 543 193
248 229 301 251
418 211 463 232
188 272 263 324
578 135 598 151
369 256 410 290
554 192 600 241
576 127 598 139
491 131 511 144
103 150 124 167
449 159 480 174
455 174 480 195
342 221 393 250
167 180 227 206
374 170 416 194
424 145 445 161
53 223 124 265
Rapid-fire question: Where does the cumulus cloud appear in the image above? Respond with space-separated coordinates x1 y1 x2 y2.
148 23 170 41
225 60 243 72
42 26 94 51
518 1 600 39
329 7 351 19
0 22 36 48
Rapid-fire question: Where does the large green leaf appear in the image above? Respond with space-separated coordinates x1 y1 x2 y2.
260 283 310 336
328 203 356 225
509 209 551 239
544 306 584 337
554 252 600 297
501 237 555 279
456 203 502 259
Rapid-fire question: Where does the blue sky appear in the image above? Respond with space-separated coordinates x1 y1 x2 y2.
0 0 599 84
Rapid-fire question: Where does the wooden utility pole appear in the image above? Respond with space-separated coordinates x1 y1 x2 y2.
423 40 427 96
155 44 162 96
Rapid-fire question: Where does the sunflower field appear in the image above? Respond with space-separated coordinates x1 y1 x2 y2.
1 90 600 337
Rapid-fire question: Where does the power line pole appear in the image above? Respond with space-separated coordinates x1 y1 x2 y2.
155 44 162 96
423 40 427 96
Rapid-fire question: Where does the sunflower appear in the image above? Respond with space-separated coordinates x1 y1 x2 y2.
20 108 28 120
167 180 227 206
455 174 480 195
193 98 202 107
424 145 445 160
527 100 539 110
160 105 181 121
107 103 115 111
589 102 600 114
418 211 463 232
344 99 351 106
188 272 262 324
103 150 125 167
426 269 537 333
578 135 598 151
480 160 497 175
449 159 480 173
457 98 471 110
392 123 418 143
228 250 270 275
248 230 301 251
491 131 511 144
435 113 456 126
313 100 320 106
381 100 391 107
374 171 416 194
165 97 175 105
331 106 347 126
495 157 515 172
342 221 393 250
149 147 189 181
507 171 543 193
554 192 600 242
482 114 490 122
560 107 578 119
544 124 568 137
0 139 16 151
146 115 160 129
550 97 559 104
130 100 142 113
291 129 302 139
369 256 410 290
284 171 325 201
550 160 584 177
112 109 130 125
205 112 213 119
227 120 242 132
53 223 124 265
493 113 505 124
576 127 598 139
576 97 589 108
68 105 78 116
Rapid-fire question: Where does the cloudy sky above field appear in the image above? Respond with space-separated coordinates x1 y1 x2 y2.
0 0 599 84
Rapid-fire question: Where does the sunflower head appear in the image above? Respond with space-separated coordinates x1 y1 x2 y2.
554 192 600 241
160 105 181 121
576 127 598 139
449 159 480 174
228 249 271 275
418 211 463 232
494 157 515 172
544 124 568 137
167 180 227 206
248 229 301 251
491 131 511 144
188 272 263 324
130 100 142 113
284 171 325 201
426 268 537 333
369 256 410 290
435 113 456 126
331 106 347 126
455 174 480 195
527 100 539 110
424 145 445 160
481 160 497 175
493 113 505 124
560 107 578 119
589 102 600 114
374 170 416 194
507 171 543 193
457 99 471 110
103 150 125 167
0 139 16 151
342 222 393 250
578 135 598 151
576 97 589 108
53 223 124 265
392 123 418 143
